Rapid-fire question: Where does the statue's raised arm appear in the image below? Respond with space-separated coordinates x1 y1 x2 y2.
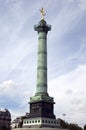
40 8 46 20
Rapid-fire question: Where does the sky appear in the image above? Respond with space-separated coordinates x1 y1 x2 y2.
0 0 86 128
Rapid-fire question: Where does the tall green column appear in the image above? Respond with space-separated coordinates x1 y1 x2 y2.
27 9 56 122
34 19 51 96
30 19 54 103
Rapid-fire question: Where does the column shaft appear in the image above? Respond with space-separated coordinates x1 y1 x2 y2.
36 32 47 95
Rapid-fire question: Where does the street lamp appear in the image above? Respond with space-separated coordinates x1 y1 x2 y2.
62 114 66 122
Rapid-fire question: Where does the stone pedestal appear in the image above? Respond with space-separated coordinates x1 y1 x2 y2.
29 101 55 119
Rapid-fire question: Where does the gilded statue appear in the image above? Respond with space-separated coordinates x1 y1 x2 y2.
40 8 46 20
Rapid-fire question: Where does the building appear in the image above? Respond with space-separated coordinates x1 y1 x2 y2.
12 113 29 129
12 117 23 128
22 8 60 128
0 108 11 130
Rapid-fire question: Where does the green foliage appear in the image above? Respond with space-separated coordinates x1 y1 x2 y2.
0 126 10 130
58 118 68 129
68 123 82 130
84 125 86 130
58 118 83 130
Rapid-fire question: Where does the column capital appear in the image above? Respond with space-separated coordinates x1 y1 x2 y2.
34 19 51 33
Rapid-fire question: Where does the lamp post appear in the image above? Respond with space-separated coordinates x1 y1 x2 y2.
62 114 66 122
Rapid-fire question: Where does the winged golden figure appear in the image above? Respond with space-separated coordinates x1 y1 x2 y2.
40 8 46 20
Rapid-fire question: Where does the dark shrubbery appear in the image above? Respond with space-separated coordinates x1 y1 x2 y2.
84 125 86 130
58 118 83 130
0 126 11 130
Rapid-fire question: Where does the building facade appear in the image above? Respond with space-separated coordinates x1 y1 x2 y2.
0 108 11 130
12 117 23 128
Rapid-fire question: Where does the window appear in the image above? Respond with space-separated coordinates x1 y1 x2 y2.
48 121 50 123
38 120 40 123
54 121 56 124
42 120 44 123
32 120 34 123
45 120 47 123
51 121 53 124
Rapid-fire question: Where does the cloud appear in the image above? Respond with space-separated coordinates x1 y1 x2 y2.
65 89 73 94
71 99 82 105
49 1 82 40
0 80 32 111
79 0 86 10
67 0 86 11
47 0 86 81
72 101 86 113
9 109 25 120
0 0 40 81
48 64 86 125
0 80 16 96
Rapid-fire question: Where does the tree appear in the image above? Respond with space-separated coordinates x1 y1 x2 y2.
58 118 83 130
68 123 82 130
58 118 68 129
84 125 86 130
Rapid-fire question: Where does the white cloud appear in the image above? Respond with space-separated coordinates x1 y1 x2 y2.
67 0 86 11
0 80 15 96
65 89 73 94
0 80 32 105
79 0 86 10
72 102 86 113
0 79 34 119
49 2 81 41
10 109 25 121
48 64 86 126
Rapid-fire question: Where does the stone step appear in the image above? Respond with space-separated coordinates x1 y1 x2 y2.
12 128 67 130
